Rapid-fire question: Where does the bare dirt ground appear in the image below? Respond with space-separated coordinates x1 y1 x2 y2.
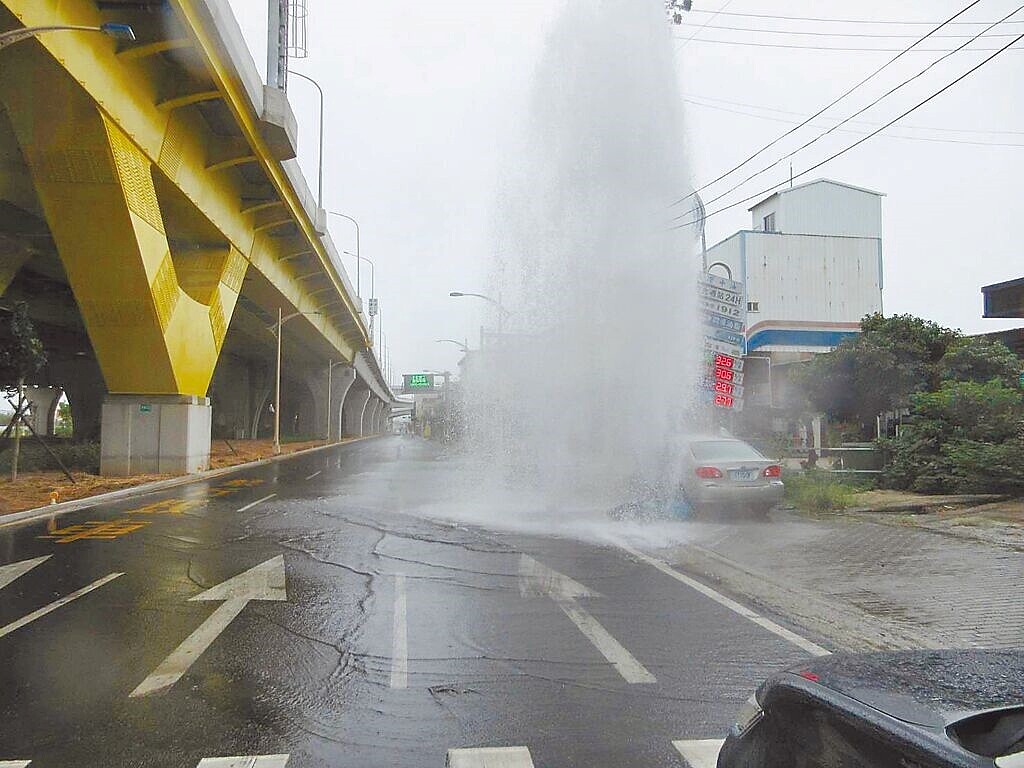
844 489 1024 550
0 438 355 516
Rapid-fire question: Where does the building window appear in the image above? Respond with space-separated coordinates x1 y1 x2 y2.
747 301 760 312
763 213 776 232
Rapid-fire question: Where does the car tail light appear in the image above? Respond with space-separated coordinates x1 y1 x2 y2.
763 465 782 478
695 466 723 479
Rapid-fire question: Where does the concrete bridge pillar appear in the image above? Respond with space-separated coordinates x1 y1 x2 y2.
328 366 356 441
342 386 370 438
366 398 382 435
2 59 248 475
22 386 62 436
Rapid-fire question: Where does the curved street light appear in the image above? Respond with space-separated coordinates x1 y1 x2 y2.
435 339 469 353
328 211 361 296
0 23 135 50
448 290 509 333
289 71 324 209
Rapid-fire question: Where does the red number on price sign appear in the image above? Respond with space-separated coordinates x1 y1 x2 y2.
714 367 734 383
714 394 734 408
714 354 735 370
714 381 735 395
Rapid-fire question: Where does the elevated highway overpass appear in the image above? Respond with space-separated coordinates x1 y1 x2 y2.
0 0 398 474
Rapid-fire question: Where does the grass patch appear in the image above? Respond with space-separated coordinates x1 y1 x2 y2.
785 471 874 514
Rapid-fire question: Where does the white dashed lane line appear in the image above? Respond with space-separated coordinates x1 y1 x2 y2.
236 494 277 513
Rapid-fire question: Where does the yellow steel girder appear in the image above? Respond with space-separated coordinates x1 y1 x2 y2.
0 0 367 394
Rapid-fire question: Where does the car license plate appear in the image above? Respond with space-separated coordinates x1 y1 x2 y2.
730 470 755 481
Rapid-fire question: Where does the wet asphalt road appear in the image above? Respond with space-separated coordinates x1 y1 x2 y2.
0 437 819 767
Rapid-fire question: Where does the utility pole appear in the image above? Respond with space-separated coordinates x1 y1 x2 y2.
267 0 289 91
274 307 282 454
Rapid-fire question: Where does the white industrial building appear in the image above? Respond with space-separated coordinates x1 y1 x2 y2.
704 179 885 410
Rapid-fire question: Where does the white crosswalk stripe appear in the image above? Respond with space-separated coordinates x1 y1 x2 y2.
195 757 290 767
673 738 725 768
447 746 535 767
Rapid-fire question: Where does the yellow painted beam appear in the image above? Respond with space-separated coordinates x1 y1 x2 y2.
0 0 366 373
117 39 192 61
171 0 369 345
206 155 257 172
157 89 221 112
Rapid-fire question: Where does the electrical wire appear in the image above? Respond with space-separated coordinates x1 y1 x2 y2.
670 30 1024 230
682 96 1024 147
686 22 1022 38
669 0 985 208
683 92 1024 135
676 0 735 50
675 3 1024 218
674 36 1018 52
681 9 1024 26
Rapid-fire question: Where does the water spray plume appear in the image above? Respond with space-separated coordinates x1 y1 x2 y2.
459 0 700 518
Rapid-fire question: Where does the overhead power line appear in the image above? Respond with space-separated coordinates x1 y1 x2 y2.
674 36 1020 52
682 97 1024 148
687 22 1022 39
682 9 1024 26
683 92 1024 135
671 29 1024 231
676 3 1024 217
676 0 735 50
669 0 986 208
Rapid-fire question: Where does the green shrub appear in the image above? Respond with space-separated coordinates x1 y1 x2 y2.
785 471 871 514
882 380 1024 495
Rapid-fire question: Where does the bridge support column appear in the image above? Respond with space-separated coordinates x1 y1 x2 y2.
2 62 248 475
329 367 355 441
100 395 211 476
23 386 62 436
342 387 370 438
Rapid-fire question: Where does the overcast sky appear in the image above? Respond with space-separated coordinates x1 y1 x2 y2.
226 0 1024 378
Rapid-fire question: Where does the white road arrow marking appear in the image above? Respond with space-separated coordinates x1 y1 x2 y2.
673 738 725 768
0 573 124 640
0 761 32 767
447 746 534 768
519 556 655 684
196 756 289 767
390 574 408 689
0 556 50 591
130 556 287 698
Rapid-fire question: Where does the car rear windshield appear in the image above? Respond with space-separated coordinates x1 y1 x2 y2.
690 440 766 462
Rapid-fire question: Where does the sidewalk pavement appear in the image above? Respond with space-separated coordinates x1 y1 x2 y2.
662 507 1024 653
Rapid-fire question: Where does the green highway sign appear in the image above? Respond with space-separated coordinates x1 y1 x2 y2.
403 373 435 393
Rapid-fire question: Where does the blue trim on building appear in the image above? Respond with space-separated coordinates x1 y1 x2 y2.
747 328 860 351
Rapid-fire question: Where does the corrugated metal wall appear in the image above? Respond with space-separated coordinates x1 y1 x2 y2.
744 232 882 325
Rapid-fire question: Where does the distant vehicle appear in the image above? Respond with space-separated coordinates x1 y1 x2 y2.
678 437 783 516
719 650 1024 768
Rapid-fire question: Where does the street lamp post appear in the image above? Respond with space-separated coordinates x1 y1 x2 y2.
328 212 361 296
435 339 470 353
448 291 509 334
289 71 323 210
270 308 322 455
0 22 136 50
344 249 376 339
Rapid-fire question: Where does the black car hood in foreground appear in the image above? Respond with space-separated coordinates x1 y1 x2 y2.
790 650 1024 729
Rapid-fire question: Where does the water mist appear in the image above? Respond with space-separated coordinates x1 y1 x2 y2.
454 0 700 525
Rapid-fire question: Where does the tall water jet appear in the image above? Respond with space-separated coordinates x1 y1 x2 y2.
461 0 700 514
